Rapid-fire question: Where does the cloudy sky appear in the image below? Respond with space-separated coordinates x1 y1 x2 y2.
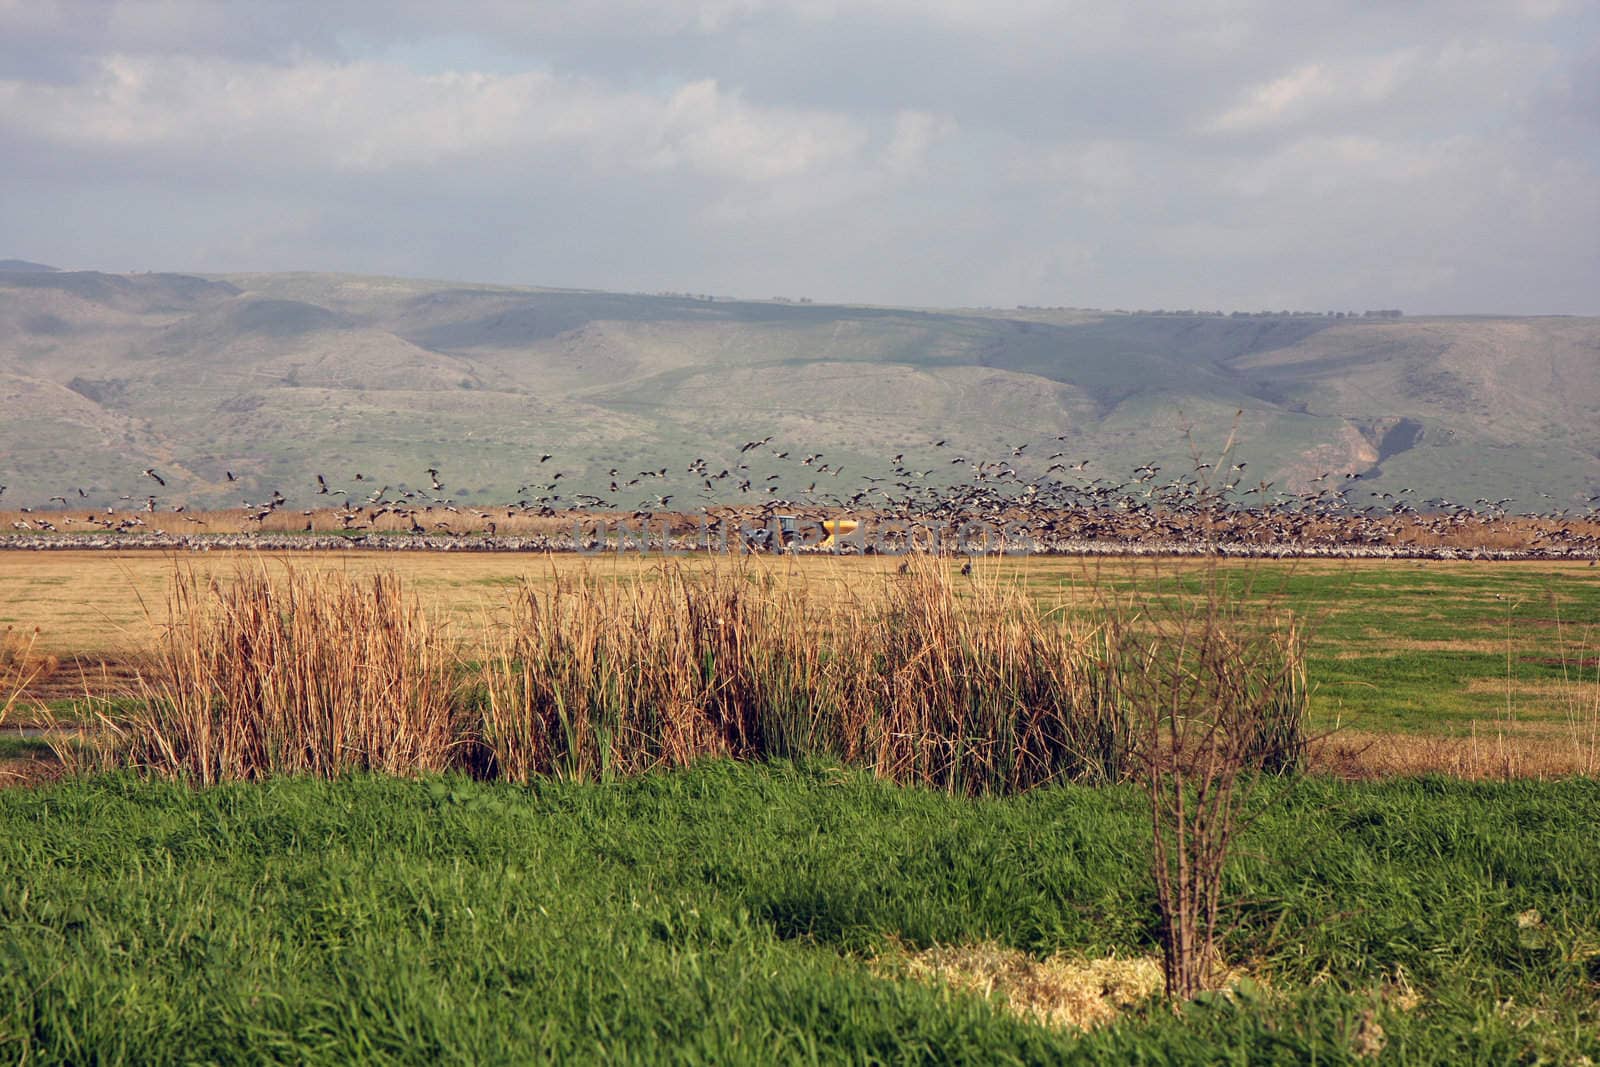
2 0 1596 313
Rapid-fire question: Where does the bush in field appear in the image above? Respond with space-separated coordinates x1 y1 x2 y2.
1112 567 1310 1000
476 557 1141 793
853 558 1131 793
476 565 835 781
121 568 456 783
106 559 1309 822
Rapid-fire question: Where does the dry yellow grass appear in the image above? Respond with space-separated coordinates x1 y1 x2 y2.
6 550 1592 654
0 551 884 653
1461 677 1581 696
1312 727 1600 780
0 625 55 723
93 556 1184 791
877 940 1166 1030
1334 639 1507 657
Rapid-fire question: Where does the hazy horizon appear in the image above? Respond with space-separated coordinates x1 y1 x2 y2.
1 260 1594 321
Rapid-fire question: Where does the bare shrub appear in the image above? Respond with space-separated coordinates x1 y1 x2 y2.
1114 569 1310 1002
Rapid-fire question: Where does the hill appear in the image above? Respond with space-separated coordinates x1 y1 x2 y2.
1 268 1596 511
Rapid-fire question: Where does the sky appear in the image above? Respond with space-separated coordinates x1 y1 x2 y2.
1 0 1596 313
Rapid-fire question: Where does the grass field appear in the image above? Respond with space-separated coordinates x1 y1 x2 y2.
4 554 1600 1060
2 762 1598 1063
3 551 1597 748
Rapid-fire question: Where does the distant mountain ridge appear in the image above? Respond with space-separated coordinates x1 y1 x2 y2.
0 267 1595 511
0 259 59 273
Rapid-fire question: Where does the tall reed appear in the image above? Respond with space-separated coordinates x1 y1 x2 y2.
123 566 457 782
477 565 841 782
98 558 1310 794
1546 593 1598 777
477 557 1136 793
856 557 1129 794
0 626 54 725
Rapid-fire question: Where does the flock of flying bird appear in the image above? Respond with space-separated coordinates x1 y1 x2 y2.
4 434 1600 558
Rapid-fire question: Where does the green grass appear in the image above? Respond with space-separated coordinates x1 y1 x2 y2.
2 761 1597 1063
0 735 50 759
1019 560 1600 733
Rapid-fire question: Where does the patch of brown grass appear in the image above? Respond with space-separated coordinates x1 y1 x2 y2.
878 941 1164 1030
1335 637 1505 657
1312 729 1598 780
0 626 56 723
1462 677 1576 696
0 755 63 789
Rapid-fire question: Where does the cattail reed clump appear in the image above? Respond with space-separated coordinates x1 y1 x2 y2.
476 566 840 782
123 566 457 783
102 558 1309 794
852 556 1130 794
477 557 1139 792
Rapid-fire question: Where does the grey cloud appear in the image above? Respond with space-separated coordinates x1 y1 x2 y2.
1 0 1595 313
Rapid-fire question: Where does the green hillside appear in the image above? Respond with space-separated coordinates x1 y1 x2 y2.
1 269 1596 511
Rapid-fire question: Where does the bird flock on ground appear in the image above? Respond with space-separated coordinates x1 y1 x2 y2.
3 432 1600 558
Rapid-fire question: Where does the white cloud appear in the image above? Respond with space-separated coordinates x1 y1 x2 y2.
880 109 956 177
0 56 866 183
1222 133 1455 199
1202 51 1422 134
642 78 866 181
0 0 1594 312
1200 41 1559 138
